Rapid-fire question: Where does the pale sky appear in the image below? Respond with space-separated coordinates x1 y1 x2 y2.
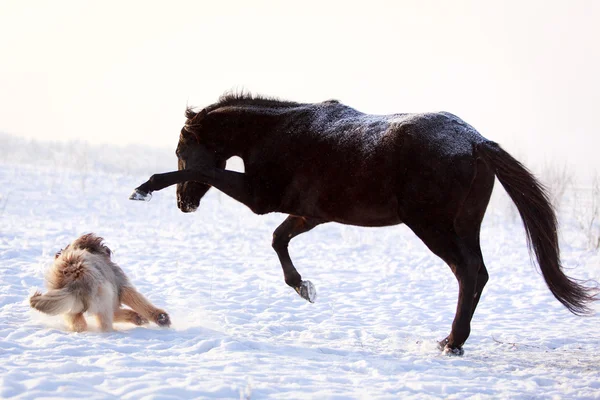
1 0 599 171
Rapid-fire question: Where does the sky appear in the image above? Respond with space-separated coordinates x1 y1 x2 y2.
1 0 599 172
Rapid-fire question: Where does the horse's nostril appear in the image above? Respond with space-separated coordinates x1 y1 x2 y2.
177 197 198 213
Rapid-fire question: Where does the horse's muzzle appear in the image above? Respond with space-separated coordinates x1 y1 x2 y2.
177 197 199 213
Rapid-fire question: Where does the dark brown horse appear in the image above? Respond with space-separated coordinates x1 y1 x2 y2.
130 93 596 355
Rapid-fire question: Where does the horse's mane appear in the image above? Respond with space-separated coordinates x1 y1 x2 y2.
185 91 302 120
216 91 301 109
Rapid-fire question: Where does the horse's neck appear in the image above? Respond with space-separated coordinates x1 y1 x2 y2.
215 105 291 158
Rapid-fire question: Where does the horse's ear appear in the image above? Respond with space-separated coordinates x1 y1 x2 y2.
197 109 207 121
185 107 196 120
185 107 207 123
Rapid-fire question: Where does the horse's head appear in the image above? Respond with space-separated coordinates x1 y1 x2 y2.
176 108 226 212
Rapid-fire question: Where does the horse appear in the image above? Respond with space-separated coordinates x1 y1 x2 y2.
130 92 596 355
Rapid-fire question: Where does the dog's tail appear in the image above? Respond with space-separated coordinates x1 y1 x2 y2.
30 288 76 315
33 249 94 315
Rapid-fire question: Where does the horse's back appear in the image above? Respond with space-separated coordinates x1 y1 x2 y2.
309 106 488 182
270 104 491 226
310 103 486 154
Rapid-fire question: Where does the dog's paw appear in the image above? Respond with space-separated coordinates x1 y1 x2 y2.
133 313 149 326
155 312 171 327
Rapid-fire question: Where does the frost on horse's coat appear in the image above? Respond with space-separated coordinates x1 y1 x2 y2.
131 92 597 355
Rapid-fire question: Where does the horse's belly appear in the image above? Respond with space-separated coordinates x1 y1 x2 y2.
281 187 402 227
327 198 402 227
332 210 402 227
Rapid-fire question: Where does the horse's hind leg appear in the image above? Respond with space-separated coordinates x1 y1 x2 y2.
437 238 489 347
407 223 484 355
429 157 494 354
469 245 489 319
445 242 484 355
446 156 494 338
272 215 324 302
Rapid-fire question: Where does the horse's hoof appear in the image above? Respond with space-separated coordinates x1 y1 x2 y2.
438 337 449 350
295 280 317 303
156 313 171 327
442 344 464 356
129 189 152 201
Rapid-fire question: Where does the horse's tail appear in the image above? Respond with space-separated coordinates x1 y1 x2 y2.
478 141 597 315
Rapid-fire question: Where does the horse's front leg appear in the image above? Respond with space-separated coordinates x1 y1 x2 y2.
272 216 324 303
130 169 260 212
130 170 196 200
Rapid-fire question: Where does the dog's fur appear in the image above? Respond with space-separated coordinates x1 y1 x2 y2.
29 233 170 332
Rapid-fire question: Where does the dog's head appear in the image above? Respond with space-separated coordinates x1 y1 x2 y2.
55 233 111 259
70 233 112 258
49 233 112 289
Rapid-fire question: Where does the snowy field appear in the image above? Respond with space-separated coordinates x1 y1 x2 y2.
1 135 599 399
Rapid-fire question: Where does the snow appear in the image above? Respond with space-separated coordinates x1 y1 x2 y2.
1 136 599 399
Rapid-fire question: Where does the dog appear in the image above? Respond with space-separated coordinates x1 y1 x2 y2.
30 233 170 332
